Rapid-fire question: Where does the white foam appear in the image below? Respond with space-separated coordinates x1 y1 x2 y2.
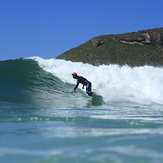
29 57 163 104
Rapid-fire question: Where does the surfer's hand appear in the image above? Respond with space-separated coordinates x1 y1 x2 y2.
82 86 84 89
74 90 76 93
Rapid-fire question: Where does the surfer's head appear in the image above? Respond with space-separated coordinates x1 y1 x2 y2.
72 72 78 79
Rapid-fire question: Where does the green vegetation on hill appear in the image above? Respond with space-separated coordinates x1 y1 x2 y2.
56 27 163 67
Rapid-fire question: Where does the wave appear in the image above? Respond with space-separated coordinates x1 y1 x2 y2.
0 57 163 107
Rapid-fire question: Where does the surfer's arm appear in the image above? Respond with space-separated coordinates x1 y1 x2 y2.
74 84 78 91
74 84 78 93
74 79 79 90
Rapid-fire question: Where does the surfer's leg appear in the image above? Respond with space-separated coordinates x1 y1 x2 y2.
86 82 94 96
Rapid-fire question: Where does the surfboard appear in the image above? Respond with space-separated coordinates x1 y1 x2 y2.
91 95 103 106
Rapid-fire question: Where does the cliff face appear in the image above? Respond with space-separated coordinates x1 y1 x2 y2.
56 27 163 67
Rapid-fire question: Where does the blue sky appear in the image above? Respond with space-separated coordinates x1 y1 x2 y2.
0 0 163 61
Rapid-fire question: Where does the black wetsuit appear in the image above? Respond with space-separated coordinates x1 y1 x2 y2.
74 76 93 96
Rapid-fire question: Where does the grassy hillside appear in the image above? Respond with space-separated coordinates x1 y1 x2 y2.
56 28 163 67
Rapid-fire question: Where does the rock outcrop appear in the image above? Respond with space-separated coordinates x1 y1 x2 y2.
91 38 106 47
117 33 151 45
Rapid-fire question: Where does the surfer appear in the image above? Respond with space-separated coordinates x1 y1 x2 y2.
71 72 95 96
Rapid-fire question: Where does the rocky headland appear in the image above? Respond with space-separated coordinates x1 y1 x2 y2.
56 27 163 67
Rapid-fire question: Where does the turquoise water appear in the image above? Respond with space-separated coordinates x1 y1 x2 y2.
0 58 163 163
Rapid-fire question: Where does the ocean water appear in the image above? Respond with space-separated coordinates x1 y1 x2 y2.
0 57 163 163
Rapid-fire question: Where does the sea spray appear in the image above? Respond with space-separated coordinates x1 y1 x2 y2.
30 57 163 105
